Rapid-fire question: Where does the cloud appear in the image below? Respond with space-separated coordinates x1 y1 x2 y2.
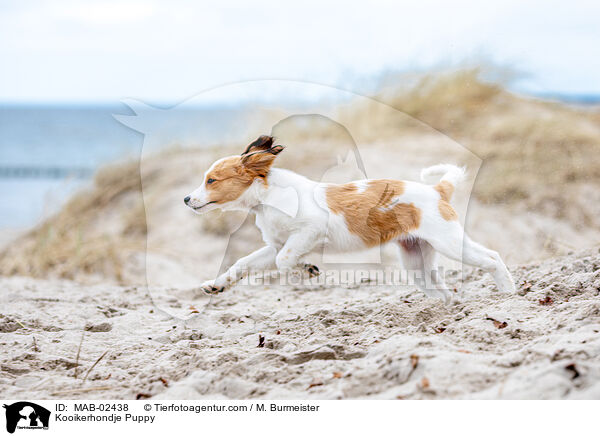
64 1 157 25
0 0 599 102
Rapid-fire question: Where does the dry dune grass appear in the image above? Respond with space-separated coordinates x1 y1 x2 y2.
0 161 146 282
1 68 599 283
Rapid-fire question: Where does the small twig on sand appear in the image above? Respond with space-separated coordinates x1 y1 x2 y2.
15 320 26 329
82 350 109 382
32 336 39 352
52 386 111 396
74 333 84 379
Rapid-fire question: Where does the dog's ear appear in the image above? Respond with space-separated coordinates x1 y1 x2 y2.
241 135 274 155
240 146 284 177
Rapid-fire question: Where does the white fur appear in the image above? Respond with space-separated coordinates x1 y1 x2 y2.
420 163 466 186
186 161 515 301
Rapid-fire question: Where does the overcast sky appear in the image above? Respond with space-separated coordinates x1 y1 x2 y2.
1 0 599 103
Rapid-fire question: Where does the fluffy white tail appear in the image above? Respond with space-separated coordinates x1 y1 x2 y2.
420 164 466 187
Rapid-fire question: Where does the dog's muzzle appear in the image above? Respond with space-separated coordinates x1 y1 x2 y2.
185 198 216 210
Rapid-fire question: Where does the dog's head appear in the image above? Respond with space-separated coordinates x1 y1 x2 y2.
184 135 284 213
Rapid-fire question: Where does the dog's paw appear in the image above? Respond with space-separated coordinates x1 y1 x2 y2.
199 280 225 295
303 263 321 278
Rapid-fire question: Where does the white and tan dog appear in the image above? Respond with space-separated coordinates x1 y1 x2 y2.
185 136 515 301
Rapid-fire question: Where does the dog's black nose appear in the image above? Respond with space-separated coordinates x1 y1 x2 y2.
184 196 191 204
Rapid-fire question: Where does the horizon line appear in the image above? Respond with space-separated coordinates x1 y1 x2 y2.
1 91 600 107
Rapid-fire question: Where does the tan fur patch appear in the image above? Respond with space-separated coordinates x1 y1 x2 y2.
433 181 458 220
204 149 281 204
438 199 458 221
326 180 421 246
205 157 254 204
434 180 454 202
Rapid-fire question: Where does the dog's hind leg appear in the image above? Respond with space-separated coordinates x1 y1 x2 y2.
462 234 515 292
397 238 452 302
418 239 454 301
425 222 515 293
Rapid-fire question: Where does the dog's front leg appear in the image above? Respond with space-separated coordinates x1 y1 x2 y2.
200 245 277 294
276 231 319 278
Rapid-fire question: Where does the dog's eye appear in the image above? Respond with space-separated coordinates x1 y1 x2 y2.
207 178 216 184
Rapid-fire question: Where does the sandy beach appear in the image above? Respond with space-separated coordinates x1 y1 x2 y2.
1 247 599 400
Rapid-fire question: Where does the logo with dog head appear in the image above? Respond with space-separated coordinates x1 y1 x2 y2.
3 402 50 434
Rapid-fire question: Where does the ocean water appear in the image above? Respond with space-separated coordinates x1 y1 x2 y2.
0 104 242 228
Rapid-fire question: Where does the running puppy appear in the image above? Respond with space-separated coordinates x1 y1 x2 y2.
184 136 515 301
